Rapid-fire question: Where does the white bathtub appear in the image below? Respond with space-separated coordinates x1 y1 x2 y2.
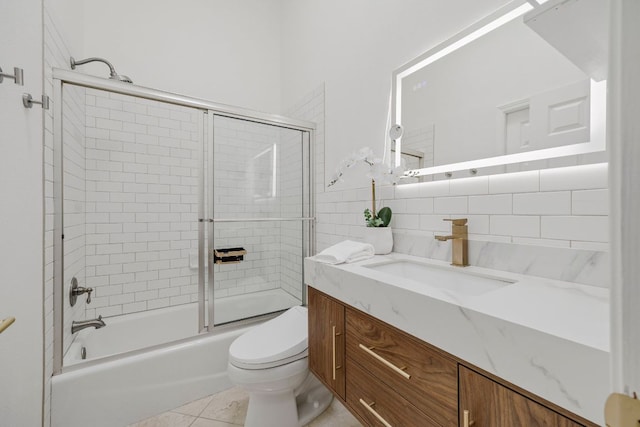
52 289 301 427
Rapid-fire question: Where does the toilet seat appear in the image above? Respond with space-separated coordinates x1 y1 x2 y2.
229 305 308 370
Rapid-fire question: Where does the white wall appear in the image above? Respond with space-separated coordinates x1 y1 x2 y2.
81 0 283 114
0 1 44 426
280 0 509 188
45 0 84 56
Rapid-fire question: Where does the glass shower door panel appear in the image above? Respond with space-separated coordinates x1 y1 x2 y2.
211 116 307 325
211 222 304 325
61 85 205 365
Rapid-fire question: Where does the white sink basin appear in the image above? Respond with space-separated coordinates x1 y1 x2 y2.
364 260 516 297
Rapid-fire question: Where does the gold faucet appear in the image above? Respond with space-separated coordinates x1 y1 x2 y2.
434 218 469 267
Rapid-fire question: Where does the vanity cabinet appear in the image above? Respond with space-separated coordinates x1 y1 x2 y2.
346 307 458 427
307 286 596 427
459 366 584 427
308 287 345 399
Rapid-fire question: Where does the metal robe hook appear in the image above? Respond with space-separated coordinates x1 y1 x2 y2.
0 66 24 85
22 93 49 110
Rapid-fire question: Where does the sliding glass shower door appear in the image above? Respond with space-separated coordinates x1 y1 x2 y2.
209 115 312 326
54 71 314 372
59 84 205 365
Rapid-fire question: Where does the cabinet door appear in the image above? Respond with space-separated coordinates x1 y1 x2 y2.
459 366 584 427
308 287 345 399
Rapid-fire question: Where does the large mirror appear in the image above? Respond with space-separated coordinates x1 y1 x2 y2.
391 1 607 181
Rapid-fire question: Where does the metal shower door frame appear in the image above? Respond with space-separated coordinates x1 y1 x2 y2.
205 112 315 331
52 69 315 374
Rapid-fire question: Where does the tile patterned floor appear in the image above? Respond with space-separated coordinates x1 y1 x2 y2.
129 386 361 427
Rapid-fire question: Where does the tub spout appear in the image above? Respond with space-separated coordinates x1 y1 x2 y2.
72 315 106 334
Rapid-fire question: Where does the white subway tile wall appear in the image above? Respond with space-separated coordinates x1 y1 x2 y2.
83 89 202 318
62 84 87 353
316 164 609 252
285 84 325 200
211 116 305 302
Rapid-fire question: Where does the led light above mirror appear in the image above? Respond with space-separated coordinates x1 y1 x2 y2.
391 0 607 182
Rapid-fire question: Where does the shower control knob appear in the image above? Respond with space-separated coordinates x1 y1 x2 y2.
69 277 94 306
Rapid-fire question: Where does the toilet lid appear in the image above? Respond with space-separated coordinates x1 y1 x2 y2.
229 305 308 369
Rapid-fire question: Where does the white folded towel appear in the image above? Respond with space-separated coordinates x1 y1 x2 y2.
314 240 375 265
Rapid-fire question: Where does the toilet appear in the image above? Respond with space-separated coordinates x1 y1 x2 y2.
227 306 333 427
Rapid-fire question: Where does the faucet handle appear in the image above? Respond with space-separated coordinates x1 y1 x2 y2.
85 288 93 304
444 218 467 226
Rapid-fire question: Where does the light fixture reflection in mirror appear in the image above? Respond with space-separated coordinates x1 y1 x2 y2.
391 1 607 182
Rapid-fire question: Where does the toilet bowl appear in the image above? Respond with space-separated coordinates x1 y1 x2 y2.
227 306 333 427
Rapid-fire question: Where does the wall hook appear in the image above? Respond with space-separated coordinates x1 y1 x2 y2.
0 66 24 85
23 93 49 110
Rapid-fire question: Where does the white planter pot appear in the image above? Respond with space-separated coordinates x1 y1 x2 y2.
363 227 393 255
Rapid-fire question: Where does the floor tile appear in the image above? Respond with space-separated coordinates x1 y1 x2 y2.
132 385 362 427
173 395 214 417
198 386 248 424
127 411 197 427
190 418 238 427
306 399 361 427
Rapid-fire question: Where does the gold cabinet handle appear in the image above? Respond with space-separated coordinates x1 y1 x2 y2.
332 325 336 380
358 344 411 379
359 399 393 427
0 317 16 334
463 409 476 427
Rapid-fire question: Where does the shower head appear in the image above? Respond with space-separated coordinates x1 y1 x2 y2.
110 73 133 84
70 56 133 84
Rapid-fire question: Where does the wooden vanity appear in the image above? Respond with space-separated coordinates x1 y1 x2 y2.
308 287 598 427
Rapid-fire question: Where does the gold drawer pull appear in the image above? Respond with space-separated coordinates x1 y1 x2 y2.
0 317 16 334
332 325 337 380
463 409 476 427
358 344 411 379
359 399 393 427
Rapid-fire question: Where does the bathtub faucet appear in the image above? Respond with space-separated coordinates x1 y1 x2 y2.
71 315 106 334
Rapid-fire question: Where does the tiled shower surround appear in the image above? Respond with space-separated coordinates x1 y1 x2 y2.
61 84 87 352
61 88 308 323
211 116 305 300
82 89 202 318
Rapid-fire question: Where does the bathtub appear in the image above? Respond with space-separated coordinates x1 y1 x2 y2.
51 289 301 427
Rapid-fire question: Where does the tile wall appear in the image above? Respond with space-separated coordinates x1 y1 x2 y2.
214 116 302 298
83 89 202 317
316 162 609 287
61 84 86 353
55 89 315 323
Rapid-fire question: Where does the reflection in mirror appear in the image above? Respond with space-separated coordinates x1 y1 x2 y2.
250 144 277 199
392 1 607 182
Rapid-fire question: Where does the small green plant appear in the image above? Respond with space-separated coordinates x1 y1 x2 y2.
364 206 392 228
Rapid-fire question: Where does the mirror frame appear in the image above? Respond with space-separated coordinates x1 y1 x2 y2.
390 0 607 179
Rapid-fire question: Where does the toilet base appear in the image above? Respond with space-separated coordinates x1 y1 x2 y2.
243 372 333 427
295 373 334 426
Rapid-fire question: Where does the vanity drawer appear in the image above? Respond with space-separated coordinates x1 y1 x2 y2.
346 307 457 427
346 358 440 427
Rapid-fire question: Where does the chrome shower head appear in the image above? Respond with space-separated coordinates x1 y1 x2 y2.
110 73 133 84
70 56 133 84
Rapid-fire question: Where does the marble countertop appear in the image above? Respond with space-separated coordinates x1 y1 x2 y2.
304 252 610 425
